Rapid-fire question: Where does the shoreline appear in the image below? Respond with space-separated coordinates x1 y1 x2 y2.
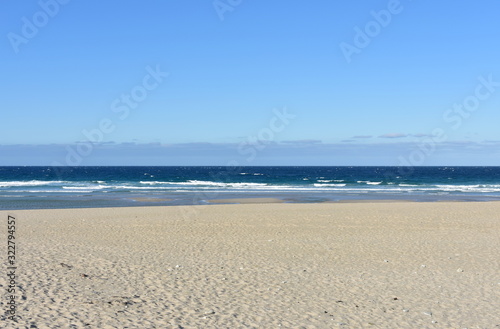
1 202 499 328
3 196 500 211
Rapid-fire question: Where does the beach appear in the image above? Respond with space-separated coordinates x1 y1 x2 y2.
1 202 499 328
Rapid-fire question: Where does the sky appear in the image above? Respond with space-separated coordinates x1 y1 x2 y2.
1 0 500 165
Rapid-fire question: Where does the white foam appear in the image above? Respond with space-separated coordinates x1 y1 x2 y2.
62 185 107 190
356 180 381 184
139 181 166 185
0 180 65 187
313 183 347 187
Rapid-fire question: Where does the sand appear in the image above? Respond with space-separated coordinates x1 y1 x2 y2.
1 202 499 328
208 197 285 204
129 198 173 203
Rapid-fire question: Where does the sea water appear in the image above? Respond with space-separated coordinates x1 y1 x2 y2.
1 166 500 210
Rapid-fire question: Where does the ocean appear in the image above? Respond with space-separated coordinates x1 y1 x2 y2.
1 166 500 210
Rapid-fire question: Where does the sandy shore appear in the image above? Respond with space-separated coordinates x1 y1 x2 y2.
1 202 499 328
208 197 285 204
129 197 173 203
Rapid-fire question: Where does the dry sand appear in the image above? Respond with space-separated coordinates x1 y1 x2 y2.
1 202 499 328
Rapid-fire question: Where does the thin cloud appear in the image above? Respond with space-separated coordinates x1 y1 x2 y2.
352 135 372 139
1 141 500 165
281 139 322 145
379 133 408 139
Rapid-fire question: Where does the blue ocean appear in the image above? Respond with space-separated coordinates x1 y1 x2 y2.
1 166 500 210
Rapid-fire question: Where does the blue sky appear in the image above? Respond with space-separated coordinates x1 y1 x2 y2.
1 0 500 165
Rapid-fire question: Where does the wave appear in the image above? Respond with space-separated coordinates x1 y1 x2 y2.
313 183 347 187
357 181 382 185
140 181 167 185
186 180 268 187
432 184 500 193
140 180 268 188
10 189 95 193
0 180 66 187
317 179 346 183
62 185 108 190
3 179 500 195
